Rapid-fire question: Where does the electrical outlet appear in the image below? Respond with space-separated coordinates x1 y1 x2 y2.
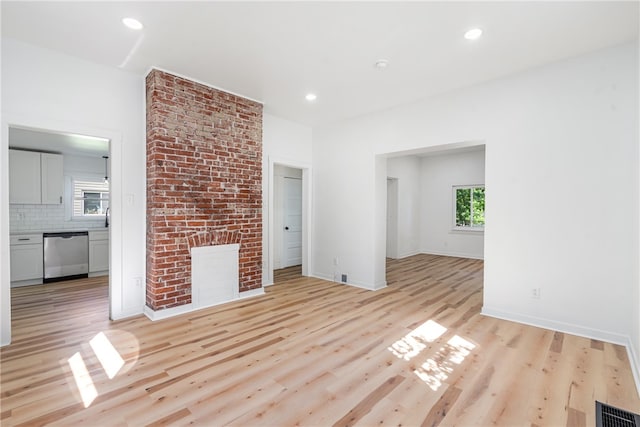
341 274 348 283
135 277 143 287
531 288 541 299
333 256 339 266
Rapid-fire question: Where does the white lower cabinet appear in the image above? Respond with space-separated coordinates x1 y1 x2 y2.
89 230 109 275
10 234 44 286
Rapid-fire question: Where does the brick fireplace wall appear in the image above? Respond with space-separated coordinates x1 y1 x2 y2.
146 69 263 311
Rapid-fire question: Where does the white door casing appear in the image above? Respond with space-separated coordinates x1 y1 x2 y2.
386 178 398 259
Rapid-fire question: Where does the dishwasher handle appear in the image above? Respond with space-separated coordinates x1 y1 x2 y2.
44 231 89 239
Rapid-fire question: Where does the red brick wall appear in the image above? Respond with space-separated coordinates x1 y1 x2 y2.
146 69 263 311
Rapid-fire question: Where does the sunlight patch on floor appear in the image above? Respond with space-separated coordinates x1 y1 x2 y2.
90 332 125 379
68 352 98 408
388 319 447 361
414 334 476 391
67 331 132 408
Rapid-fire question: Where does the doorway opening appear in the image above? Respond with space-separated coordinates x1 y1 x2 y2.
6 125 111 333
273 165 303 284
380 142 486 286
268 159 311 286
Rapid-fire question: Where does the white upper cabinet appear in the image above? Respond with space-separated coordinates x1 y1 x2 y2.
40 153 64 204
9 149 63 205
9 150 41 204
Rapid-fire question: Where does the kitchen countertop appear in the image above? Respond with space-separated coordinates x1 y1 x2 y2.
10 228 109 235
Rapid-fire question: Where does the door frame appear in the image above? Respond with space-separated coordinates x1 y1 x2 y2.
386 177 399 259
1 114 121 345
267 157 312 285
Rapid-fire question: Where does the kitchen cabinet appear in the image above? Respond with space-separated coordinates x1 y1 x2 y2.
9 149 63 205
10 234 44 286
9 150 41 204
89 230 109 275
40 153 64 204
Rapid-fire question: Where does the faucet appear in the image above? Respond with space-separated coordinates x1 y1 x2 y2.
105 207 110 228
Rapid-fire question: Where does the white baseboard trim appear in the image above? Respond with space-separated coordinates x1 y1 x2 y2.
88 271 108 278
144 287 266 321
344 280 386 291
310 272 386 291
11 278 43 287
144 303 194 321
481 306 629 345
238 287 265 299
420 249 484 260
310 273 387 291
310 272 333 282
625 338 640 398
482 306 640 398
111 309 144 321
396 251 420 259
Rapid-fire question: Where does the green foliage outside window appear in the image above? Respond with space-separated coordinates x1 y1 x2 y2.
455 186 485 228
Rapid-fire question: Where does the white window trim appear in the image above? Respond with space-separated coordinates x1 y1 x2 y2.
66 174 110 221
452 184 485 232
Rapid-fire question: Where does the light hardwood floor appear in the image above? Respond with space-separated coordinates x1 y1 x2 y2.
273 265 302 284
2 255 639 426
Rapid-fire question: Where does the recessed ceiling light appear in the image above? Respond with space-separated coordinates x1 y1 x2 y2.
122 17 143 30
374 59 389 69
305 93 317 102
464 28 483 40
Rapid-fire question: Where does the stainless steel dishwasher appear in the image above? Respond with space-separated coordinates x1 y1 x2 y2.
43 231 89 282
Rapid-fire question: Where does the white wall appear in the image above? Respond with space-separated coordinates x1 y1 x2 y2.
420 149 485 259
262 113 312 285
387 156 421 258
1 38 146 345
313 40 639 379
313 132 380 288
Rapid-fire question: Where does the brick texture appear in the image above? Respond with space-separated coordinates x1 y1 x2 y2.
145 69 263 311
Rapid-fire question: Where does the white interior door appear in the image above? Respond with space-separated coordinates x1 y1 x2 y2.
283 177 302 267
386 178 398 259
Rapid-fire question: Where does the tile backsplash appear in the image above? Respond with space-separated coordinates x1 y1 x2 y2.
10 204 106 232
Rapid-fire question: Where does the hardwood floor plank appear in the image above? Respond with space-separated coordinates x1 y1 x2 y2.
420 384 463 427
273 265 302 284
2 254 639 426
331 375 405 427
566 406 586 427
144 407 192 427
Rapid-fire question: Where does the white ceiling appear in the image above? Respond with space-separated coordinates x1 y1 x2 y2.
2 1 638 127
9 127 109 157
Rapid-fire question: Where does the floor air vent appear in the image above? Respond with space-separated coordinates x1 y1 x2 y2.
596 401 640 427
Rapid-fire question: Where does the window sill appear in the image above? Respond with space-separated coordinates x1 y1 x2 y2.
450 228 484 235
72 216 106 222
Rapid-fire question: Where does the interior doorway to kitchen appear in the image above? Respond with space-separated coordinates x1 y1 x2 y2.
5 125 112 331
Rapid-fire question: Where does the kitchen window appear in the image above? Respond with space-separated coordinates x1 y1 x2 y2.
453 185 485 230
72 178 109 218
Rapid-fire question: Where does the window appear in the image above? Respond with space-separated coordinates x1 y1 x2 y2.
73 179 109 218
454 185 485 230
